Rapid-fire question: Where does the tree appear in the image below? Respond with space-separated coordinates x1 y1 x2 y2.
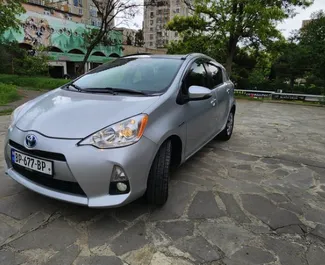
0 0 25 35
0 40 49 76
167 0 313 74
134 29 145 47
272 42 309 92
126 32 133 45
299 11 325 80
77 0 142 74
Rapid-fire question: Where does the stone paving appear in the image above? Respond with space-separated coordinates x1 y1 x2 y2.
1 101 325 265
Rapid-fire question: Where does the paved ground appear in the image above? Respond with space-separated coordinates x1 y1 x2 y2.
1 101 325 265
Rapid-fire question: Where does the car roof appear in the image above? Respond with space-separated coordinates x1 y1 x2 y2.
122 53 212 60
120 53 224 69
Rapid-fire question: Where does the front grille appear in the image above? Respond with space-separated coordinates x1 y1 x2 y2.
13 164 86 196
9 140 66 162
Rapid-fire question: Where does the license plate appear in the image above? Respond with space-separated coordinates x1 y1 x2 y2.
11 149 53 176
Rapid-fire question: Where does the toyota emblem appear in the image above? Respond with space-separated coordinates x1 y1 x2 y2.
25 134 37 148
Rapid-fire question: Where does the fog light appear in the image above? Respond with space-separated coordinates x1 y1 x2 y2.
109 166 130 195
111 166 128 182
116 182 128 192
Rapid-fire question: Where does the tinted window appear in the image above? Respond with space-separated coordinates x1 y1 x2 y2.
207 64 223 87
183 61 208 93
73 58 183 94
223 69 229 81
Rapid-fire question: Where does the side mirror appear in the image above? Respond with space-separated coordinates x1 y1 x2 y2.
188 85 212 101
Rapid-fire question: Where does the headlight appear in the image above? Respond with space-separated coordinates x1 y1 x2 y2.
9 103 27 129
78 114 149 149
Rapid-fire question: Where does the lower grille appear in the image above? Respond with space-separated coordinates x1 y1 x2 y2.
9 140 66 162
13 164 86 196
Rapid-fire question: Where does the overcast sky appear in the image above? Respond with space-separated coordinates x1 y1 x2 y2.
279 0 324 37
123 0 325 38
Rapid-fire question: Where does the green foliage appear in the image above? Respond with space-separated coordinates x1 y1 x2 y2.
14 53 50 76
167 35 223 59
0 41 50 76
0 0 25 35
299 11 325 80
135 29 144 47
272 42 309 91
0 75 69 90
126 33 133 45
0 83 20 105
167 0 313 73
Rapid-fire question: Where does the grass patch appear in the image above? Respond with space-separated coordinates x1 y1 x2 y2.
0 108 13 116
0 74 69 90
0 83 21 105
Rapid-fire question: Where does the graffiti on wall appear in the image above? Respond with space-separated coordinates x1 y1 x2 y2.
22 16 53 46
2 11 122 59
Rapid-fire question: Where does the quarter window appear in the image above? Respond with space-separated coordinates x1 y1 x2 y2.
207 64 223 87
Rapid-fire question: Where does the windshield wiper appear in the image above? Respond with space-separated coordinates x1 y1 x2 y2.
107 88 150 96
64 83 82 92
81 87 118 95
64 85 153 96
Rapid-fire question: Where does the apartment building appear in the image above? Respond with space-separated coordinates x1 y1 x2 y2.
26 0 114 27
143 0 191 49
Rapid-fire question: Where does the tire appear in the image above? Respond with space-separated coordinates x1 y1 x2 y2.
146 140 172 205
216 110 235 141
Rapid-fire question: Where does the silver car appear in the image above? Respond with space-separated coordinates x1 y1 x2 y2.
4 53 236 207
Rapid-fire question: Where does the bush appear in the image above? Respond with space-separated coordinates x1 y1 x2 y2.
0 83 20 105
0 74 69 90
0 41 50 77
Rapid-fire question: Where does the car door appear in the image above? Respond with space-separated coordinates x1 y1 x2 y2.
206 63 230 132
182 59 218 158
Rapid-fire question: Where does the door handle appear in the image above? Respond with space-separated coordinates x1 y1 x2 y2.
210 99 217 106
226 88 231 93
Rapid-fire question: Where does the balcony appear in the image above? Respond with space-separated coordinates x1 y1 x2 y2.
26 0 83 16
27 0 46 5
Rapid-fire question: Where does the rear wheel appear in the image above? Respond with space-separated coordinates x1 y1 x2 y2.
216 110 235 141
146 140 171 205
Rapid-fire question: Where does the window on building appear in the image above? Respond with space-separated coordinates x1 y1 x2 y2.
150 34 154 40
150 11 154 17
157 10 162 15
150 42 153 46
74 0 82 6
150 27 153 32
175 8 180 13
150 20 154 25
175 32 178 37
176 0 180 5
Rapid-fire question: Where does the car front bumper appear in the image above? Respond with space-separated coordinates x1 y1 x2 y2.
4 127 158 207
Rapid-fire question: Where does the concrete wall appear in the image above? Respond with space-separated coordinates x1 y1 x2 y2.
122 45 167 56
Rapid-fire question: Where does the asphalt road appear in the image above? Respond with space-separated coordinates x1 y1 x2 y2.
1 101 325 265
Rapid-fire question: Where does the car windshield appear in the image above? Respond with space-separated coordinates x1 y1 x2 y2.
72 57 184 94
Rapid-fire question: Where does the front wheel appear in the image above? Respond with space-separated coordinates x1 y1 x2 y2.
146 140 171 205
216 110 235 141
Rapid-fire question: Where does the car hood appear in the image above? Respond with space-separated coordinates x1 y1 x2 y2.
16 88 159 139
